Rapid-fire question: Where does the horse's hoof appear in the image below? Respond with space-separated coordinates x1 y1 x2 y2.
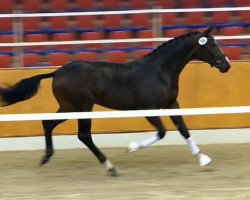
39 156 50 166
128 141 140 153
199 153 212 167
107 167 118 177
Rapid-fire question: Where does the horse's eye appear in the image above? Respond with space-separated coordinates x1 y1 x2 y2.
210 42 216 47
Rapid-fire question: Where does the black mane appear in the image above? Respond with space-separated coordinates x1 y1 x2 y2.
144 31 200 58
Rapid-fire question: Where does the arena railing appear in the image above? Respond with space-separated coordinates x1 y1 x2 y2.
0 106 250 122
0 7 250 48
1 7 250 17
0 36 250 48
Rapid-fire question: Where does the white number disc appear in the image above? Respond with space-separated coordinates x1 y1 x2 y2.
198 37 208 45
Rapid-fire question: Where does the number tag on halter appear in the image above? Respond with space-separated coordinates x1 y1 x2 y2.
198 37 208 45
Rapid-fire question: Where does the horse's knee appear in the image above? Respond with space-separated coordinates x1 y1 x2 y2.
157 130 166 139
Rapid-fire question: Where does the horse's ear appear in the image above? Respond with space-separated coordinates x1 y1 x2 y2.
203 27 213 36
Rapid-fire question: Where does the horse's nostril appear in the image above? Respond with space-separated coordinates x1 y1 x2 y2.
221 66 230 73
215 60 221 67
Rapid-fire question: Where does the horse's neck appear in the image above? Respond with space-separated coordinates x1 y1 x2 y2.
152 45 196 77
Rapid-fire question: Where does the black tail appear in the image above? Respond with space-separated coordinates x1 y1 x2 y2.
0 72 55 106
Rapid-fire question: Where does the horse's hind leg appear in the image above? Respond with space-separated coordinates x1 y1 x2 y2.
168 100 212 166
40 108 67 166
77 118 117 177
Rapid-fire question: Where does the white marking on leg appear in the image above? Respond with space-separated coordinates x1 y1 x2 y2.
186 136 200 155
186 137 212 166
128 141 140 152
104 159 117 176
105 159 114 170
197 153 212 167
128 135 160 152
140 134 160 148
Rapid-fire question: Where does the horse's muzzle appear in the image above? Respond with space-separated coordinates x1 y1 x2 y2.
214 56 231 73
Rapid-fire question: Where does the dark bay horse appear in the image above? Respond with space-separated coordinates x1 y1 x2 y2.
0 28 230 176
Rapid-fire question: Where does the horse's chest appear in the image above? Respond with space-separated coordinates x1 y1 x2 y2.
157 76 179 101
137 79 178 108
151 87 178 106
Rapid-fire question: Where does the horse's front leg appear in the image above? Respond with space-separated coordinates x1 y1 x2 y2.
128 116 165 152
169 101 212 167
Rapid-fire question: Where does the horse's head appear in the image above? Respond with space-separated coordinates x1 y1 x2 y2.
193 28 231 73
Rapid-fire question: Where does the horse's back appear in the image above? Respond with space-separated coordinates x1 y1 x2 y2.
51 60 142 109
